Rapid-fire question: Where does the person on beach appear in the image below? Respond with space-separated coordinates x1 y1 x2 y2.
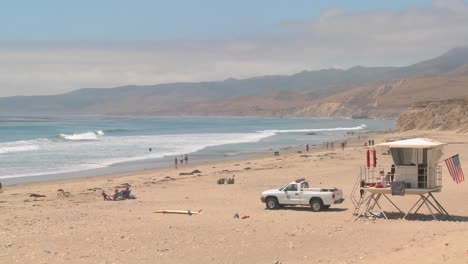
122 187 131 199
180 155 184 165
341 142 345 151
0 181 3 193
306 144 309 152
113 189 120 201
184 154 188 164
174 157 178 169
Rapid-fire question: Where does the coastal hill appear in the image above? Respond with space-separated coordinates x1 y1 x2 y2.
396 99 468 132
296 66 468 118
1 47 468 117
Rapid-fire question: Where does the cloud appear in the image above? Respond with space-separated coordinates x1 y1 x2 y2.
289 0 468 61
1 0 468 97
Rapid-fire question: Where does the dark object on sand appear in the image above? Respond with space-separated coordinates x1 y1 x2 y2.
217 178 226 184
274 151 280 156
218 176 235 185
102 191 113 201
30 193 46 198
57 189 71 197
179 169 202 176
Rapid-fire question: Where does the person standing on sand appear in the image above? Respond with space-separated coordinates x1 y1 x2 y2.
184 154 188 164
174 157 178 169
306 144 309 152
180 155 184 165
0 181 3 193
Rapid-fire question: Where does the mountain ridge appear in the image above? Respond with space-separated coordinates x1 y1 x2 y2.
1 46 468 117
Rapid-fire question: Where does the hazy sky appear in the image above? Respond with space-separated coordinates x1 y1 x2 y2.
1 0 468 97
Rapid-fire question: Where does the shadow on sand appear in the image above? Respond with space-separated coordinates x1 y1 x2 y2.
266 206 348 212
373 212 468 222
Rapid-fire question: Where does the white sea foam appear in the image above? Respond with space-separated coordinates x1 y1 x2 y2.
0 144 40 154
259 124 367 134
59 130 104 140
0 163 104 179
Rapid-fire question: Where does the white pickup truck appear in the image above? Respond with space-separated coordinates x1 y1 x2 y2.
260 179 344 211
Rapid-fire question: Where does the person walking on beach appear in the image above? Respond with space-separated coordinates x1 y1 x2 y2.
184 154 188 164
174 157 178 169
306 144 309 152
180 155 184 165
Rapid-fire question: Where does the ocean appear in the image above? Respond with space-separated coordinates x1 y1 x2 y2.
0 115 394 185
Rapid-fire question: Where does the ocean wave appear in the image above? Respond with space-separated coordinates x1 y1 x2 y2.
0 144 40 154
59 130 104 140
258 124 367 134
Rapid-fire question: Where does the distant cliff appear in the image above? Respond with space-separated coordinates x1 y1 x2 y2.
396 99 468 132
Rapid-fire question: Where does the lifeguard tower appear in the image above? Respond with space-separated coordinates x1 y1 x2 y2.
351 138 449 220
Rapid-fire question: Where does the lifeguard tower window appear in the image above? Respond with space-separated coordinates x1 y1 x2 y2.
390 148 430 189
390 148 427 166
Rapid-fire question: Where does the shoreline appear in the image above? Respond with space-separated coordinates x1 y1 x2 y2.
1 129 358 187
2 140 327 189
0 115 395 186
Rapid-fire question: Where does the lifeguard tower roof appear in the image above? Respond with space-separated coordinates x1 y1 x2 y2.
377 138 446 148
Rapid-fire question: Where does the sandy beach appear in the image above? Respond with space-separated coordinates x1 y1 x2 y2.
0 130 467 264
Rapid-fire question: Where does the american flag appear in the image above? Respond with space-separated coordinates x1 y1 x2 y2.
444 154 465 184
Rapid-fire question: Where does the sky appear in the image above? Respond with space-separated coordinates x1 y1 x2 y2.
1 0 468 97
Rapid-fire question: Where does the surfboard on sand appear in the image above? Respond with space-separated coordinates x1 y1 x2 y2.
154 209 203 215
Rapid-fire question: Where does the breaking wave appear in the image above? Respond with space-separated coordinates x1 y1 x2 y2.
59 130 104 140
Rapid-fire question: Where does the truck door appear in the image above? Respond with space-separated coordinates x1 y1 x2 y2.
282 184 301 205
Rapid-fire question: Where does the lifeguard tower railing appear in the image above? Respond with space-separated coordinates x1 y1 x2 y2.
350 164 442 209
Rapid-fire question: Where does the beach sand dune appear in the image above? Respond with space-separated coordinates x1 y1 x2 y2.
0 131 467 264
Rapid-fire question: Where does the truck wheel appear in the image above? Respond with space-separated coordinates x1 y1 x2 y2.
265 197 279 209
323 205 330 210
310 199 323 212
